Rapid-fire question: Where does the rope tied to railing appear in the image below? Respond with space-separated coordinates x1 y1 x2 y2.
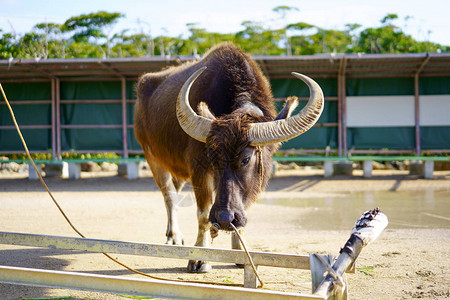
230 223 264 288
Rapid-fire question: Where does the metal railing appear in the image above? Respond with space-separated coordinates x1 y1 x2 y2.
0 231 322 299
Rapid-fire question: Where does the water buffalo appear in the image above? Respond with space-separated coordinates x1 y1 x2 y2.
134 42 323 272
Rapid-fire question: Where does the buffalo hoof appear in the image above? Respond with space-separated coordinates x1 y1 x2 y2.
187 260 212 273
166 236 184 245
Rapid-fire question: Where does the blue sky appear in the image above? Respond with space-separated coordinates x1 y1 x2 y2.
1 0 449 46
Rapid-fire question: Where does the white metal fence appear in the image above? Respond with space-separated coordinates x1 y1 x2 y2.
0 231 325 299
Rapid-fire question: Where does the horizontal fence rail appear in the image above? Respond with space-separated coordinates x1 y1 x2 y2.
0 265 324 300
0 231 325 298
0 231 310 269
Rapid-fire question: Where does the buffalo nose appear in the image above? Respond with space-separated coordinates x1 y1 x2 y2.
216 210 234 230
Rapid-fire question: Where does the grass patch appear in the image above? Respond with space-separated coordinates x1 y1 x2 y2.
119 295 155 299
24 297 75 300
222 276 236 284
357 266 375 277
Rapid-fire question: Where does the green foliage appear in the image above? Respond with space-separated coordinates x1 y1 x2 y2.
0 11 448 59
24 297 75 300
235 21 284 55
62 11 124 42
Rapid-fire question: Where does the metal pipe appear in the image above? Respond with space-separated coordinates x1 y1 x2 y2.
414 73 421 156
414 55 430 156
60 125 122 129
0 232 310 270
0 100 52 105
0 125 52 129
338 58 347 157
60 99 123 104
121 77 128 158
55 78 61 160
313 209 388 299
0 265 323 300
51 79 56 159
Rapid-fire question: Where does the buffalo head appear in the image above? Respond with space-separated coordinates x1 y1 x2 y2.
176 67 324 232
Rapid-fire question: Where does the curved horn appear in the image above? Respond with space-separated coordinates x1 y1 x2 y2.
176 66 212 143
248 72 324 146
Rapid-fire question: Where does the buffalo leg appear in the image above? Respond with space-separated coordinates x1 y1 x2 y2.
187 174 213 273
146 153 184 245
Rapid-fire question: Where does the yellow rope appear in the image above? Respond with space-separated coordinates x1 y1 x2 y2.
257 146 264 191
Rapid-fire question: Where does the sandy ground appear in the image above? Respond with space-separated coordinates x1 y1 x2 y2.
0 169 449 299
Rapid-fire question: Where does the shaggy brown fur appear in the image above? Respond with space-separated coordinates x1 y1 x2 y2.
134 42 294 272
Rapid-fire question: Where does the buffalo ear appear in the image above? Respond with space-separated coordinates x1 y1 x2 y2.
234 101 264 117
274 96 299 120
198 102 216 120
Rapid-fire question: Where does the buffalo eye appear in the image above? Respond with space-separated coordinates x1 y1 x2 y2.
241 157 251 167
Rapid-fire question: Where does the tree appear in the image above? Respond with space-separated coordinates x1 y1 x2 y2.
235 21 283 55
0 10 448 59
62 11 124 58
354 13 450 53
183 23 234 56
0 30 19 59
273 5 300 55
30 22 66 58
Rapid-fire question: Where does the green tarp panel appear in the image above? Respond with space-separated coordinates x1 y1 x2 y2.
62 128 122 151
271 78 338 98
60 81 123 151
2 76 448 155
281 127 338 150
0 82 52 151
60 81 122 100
127 128 142 151
271 78 338 150
0 129 52 151
346 77 415 150
1 104 51 126
346 77 414 96
1 82 51 100
274 100 337 124
126 81 142 151
346 127 415 150
61 103 122 126
419 77 450 95
274 100 338 149
126 81 137 99
346 77 450 150
420 127 450 149
126 102 142 151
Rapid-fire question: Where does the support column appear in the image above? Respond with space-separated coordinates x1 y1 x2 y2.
51 79 57 159
414 73 421 156
45 162 68 178
423 161 434 179
324 161 334 178
68 163 81 180
338 58 347 157
55 78 62 160
243 264 258 288
121 77 129 158
118 162 139 180
363 160 373 178
28 163 42 180
414 55 430 156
